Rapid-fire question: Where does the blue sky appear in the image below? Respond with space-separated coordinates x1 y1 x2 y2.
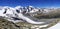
0 0 60 8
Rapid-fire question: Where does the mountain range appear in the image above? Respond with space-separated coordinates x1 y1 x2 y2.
0 6 60 24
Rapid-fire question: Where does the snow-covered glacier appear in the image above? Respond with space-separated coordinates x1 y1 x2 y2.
0 6 59 25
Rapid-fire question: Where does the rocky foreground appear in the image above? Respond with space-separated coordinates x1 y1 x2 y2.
0 18 60 29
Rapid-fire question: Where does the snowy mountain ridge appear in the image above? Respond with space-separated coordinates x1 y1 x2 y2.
0 6 59 24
